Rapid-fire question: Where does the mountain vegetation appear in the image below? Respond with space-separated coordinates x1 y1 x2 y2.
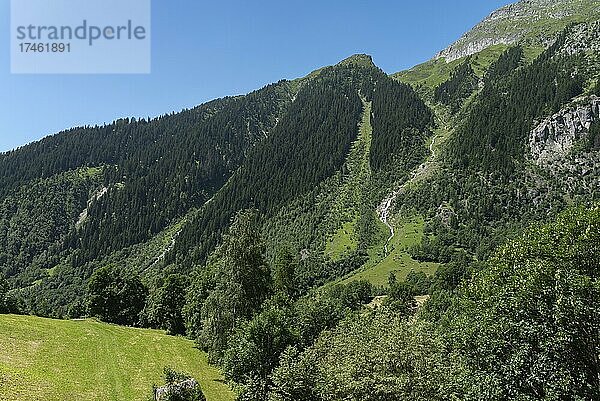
1 1 599 400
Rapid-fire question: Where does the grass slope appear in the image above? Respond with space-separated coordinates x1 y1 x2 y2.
394 43 545 94
324 99 373 261
343 215 439 287
0 315 234 401
393 44 510 89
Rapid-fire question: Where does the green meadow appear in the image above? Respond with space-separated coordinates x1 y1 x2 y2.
0 315 234 401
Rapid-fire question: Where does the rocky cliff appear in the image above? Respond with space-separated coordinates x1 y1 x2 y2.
436 0 600 62
529 96 600 165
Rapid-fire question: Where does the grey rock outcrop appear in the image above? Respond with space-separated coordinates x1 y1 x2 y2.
154 378 200 401
529 96 600 165
436 0 599 62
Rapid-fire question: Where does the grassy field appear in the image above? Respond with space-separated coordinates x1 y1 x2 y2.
0 315 234 401
325 220 358 261
343 215 439 287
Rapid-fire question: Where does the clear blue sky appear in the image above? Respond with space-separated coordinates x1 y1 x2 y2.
0 0 512 152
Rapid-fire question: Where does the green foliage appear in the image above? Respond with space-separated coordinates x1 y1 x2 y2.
387 271 397 287
334 280 374 309
270 310 465 401
175 63 382 266
434 61 479 112
409 233 453 263
155 367 206 401
405 270 432 295
87 264 147 326
370 78 433 181
449 30 585 175
0 168 101 286
484 45 524 82
144 272 189 335
346 215 439 287
438 206 600 399
223 298 297 400
0 81 294 300
393 44 510 91
385 281 417 314
197 210 272 361
183 267 214 342
0 273 9 313
400 26 597 267
221 279 374 399
273 247 298 299
267 205 600 401
586 120 600 151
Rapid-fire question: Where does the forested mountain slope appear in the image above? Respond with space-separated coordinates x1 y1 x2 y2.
0 80 297 313
1 0 599 400
394 21 600 265
0 0 597 366
0 54 436 314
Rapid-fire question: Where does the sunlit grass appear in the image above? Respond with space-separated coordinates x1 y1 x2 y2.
0 315 234 401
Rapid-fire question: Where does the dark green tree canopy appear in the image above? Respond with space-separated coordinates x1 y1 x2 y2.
87 265 147 326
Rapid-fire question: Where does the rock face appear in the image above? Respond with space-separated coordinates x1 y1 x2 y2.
435 0 599 62
529 96 600 165
557 21 600 67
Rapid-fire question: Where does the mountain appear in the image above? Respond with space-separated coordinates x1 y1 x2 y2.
1 1 599 399
0 0 597 315
436 0 600 61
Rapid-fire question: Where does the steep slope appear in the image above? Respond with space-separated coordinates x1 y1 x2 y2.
0 82 297 314
171 56 435 282
2 0 598 318
392 20 600 266
436 0 600 62
0 54 437 314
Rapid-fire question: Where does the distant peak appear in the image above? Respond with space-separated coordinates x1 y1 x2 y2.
435 0 600 62
337 54 375 68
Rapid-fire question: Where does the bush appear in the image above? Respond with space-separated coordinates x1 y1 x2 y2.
88 265 147 326
153 367 206 401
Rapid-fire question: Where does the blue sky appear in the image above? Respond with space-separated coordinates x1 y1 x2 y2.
0 0 512 152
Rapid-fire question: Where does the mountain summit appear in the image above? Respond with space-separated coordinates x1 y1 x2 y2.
436 0 600 61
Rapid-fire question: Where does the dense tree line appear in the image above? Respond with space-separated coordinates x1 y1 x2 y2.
0 81 295 313
0 81 295 277
71 82 294 265
0 168 101 284
172 62 385 266
370 78 434 178
484 45 524 82
433 61 479 113
0 57 438 315
400 25 599 266
449 32 585 176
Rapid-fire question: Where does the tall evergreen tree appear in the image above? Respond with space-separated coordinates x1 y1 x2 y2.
198 210 272 361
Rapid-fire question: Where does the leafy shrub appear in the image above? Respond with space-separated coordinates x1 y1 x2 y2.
153 367 205 401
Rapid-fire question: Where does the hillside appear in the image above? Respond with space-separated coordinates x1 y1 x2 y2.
1 1 600 400
0 314 234 401
436 0 600 61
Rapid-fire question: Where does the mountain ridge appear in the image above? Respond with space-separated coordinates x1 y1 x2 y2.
435 0 600 62
0 0 598 329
